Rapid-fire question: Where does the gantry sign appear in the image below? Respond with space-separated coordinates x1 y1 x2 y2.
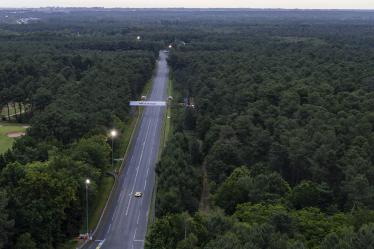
129 101 167 107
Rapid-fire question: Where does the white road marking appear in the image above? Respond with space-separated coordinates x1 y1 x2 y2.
137 211 141 225
107 223 112 235
131 121 152 194
133 228 137 240
143 179 147 190
113 205 120 221
126 121 152 216
119 188 126 205
143 107 159 190
125 193 132 215
96 239 106 249
131 228 138 249
122 153 136 187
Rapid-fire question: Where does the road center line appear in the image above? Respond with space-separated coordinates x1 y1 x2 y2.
126 120 152 216
137 211 141 225
106 223 112 235
133 228 138 241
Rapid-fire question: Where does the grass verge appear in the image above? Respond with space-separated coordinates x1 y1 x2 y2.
142 79 153 98
160 79 173 152
57 240 77 249
164 79 173 147
88 176 115 231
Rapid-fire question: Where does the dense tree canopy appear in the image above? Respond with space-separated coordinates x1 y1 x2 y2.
146 9 374 249
0 9 164 248
2 8 374 248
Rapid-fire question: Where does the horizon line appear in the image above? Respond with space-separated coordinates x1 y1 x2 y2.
1 7 374 11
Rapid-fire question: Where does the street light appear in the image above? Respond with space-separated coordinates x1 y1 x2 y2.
110 129 117 168
85 179 90 239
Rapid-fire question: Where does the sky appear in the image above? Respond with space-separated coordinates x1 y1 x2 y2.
1 0 374 9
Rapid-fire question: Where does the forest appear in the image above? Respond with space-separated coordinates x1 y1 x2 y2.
146 10 374 249
1 8 374 249
0 9 164 249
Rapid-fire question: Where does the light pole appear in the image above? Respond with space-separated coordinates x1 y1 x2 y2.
85 179 90 239
110 129 117 168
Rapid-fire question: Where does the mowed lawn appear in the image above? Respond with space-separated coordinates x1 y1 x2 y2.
0 123 28 154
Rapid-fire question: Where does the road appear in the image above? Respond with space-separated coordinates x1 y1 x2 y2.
84 50 168 249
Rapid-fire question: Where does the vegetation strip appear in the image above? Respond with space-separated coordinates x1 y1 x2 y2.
147 77 173 234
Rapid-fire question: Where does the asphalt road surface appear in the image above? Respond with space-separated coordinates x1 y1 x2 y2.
84 50 169 249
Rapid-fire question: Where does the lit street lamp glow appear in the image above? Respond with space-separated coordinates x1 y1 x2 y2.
110 129 117 138
110 129 117 168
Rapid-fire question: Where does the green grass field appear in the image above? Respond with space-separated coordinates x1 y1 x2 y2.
0 122 27 154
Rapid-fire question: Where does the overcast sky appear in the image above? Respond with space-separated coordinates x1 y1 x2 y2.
1 0 374 9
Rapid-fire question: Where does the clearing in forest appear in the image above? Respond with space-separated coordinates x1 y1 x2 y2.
0 122 28 154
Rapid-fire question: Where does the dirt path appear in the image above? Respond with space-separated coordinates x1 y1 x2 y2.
7 131 25 138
